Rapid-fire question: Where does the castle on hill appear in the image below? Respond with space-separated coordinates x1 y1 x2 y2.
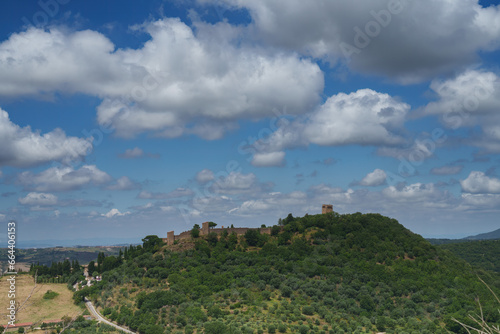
163 204 333 246
162 221 272 245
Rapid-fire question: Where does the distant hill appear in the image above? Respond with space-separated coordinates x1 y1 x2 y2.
14 237 141 248
464 228 500 240
427 238 469 245
0 246 124 273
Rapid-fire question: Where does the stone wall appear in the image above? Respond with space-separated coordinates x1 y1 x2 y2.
164 226 273 246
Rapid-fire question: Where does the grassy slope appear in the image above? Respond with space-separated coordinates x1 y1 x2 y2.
0 274 82 325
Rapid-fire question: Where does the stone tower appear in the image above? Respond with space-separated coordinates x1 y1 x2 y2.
201 221 210 235
322 204 333 214
167 231 175 246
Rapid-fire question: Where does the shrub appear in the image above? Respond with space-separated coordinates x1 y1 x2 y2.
43 290 59 300
302 305 314 316
204 321 228 334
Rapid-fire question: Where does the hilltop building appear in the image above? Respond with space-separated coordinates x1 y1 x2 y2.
163 221 271 246
164 205 332 245
322 204 333 214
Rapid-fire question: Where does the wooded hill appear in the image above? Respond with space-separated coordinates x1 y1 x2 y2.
73 212 500 334
438 239 500 273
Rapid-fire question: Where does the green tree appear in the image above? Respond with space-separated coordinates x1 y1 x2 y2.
271 225 281 236
191 225 200 238
283 213 294 225
142 235 162 252
87 261 95 276
204 321 228 334
207 232 219 246
244 229 261 247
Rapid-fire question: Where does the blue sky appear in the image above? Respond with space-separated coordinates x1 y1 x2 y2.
1 0 500 246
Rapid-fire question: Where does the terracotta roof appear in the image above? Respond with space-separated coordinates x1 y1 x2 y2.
1 322 33 328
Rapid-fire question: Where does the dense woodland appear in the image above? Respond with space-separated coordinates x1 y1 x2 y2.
438 240 500 273
68 212 500 334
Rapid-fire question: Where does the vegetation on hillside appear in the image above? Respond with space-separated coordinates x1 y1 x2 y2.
438 240 500 273
73 212 500 334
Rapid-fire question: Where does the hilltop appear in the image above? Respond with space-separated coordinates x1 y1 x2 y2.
73 212 500 334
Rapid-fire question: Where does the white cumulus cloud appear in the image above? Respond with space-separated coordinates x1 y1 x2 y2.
251 152 286 167
0 108 92 168
461 171 500 194
358 169 387 186
251 89 410 165
18 165 112 192
0 20 323 139
195 169 215 184
102 208 130 218
18 192 58 206
422 70 500 153
382 183 445 202
199 0 500 82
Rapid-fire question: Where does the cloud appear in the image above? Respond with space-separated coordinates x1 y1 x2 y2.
422 70 500 153
200 0 500 83
106 176 142 191
251 89 410 164
424 70 499 118
251 152 286 167
0 20 323 139
0 108 92 168
18 165 112 192
119 147 144 159
137 188 194 199
195 169 215 184
357 169 387 186
460 193 500 209
431 165 464 175
461 171 500 194
230 191 308 215
211 172 255 192
382 183 446 202
18 192 58 206
210 172 273 195
102 208 130 218
303 89 409 146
